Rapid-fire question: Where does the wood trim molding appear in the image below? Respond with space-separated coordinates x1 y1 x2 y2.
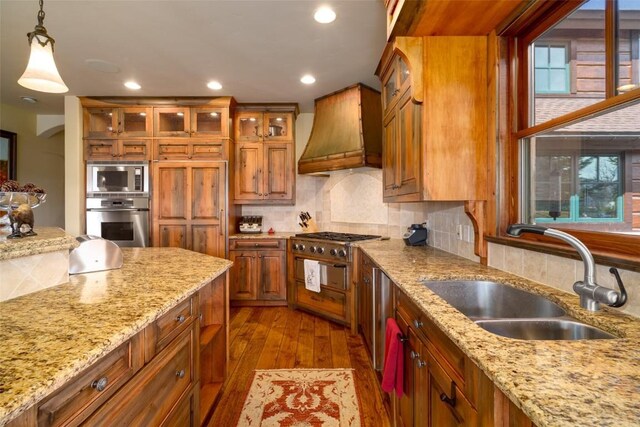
464 201 487 264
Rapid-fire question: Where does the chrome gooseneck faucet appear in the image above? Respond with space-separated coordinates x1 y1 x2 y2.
506 224 627 312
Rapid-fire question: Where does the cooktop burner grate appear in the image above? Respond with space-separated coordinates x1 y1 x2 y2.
294 232 381 242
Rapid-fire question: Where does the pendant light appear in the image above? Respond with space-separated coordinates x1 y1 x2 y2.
18 0 68 93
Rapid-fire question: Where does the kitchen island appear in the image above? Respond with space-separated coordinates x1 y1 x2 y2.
0 247 232 425
357 239 640 427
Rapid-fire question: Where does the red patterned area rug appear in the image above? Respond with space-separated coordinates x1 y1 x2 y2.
237 369 362 426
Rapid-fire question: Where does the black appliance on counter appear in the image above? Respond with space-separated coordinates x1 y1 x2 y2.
403 223 428 246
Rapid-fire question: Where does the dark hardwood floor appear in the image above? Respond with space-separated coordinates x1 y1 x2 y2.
207 306 392 426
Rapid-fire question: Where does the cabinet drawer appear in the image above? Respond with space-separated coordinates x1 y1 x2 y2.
229 239 284 250
191 141 224 159
296 282 346 320
38 334 144 426
155 140 190 159
83 325 196 427
145 295 196 361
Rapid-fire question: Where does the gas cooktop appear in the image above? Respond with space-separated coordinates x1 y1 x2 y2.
294 232 381 242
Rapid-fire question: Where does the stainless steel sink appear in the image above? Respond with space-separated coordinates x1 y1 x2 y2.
422 280 619 340
475 319 617 340
422 280 566 319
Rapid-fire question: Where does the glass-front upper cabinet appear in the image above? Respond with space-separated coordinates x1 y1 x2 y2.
154 107 190 137
84 107 152 138
236 111 264 141
264 112 293 141
382 55 411 114
190 107 229 137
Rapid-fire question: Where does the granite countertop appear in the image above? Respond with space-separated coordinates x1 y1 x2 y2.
0 247 232 425
229 232 296 239
0 227 79 261
357 239 640 427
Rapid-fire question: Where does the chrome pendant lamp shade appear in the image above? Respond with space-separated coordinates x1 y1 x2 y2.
18 0 68 93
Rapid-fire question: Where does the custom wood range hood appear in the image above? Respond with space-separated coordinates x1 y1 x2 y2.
298 83 382 174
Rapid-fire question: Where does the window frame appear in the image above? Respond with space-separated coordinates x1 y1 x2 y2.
533 42 571 94
495 0 640 268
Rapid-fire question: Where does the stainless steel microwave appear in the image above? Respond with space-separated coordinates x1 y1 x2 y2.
86 162 149 195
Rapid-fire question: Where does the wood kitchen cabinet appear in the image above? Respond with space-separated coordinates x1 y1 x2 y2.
233 104 298 205
376 36 488 202
358 253 375 356
395 288 481 427
84 107 153 139
152 161 227 258
8 275 229 427
229 238 287 305
85 139 151 161
154 104 232 138
234 142 295 204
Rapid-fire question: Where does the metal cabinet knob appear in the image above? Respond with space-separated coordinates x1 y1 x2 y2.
410 350 419 360
413 319 423 329
176 314 186 323
91 377 108 392
417 359 426 368
176 369 186 379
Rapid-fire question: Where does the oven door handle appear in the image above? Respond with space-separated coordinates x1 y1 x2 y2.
86 208 149 212
317 262 347 269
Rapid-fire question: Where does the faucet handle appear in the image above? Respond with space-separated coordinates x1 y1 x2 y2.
506 224 548 237
608 267 628 308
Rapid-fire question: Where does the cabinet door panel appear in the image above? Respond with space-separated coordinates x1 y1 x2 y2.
191 166 223 220
83 326 195 427
158 225 187 249
429 352 477 427
229 252 257 300
383 112 398 197
85 140 118 160
258 250 286 300
191 107 228 137
395 312 413 427
192 225 224 258
121 140 151 160
84 108 118 138
120 108 152 137
263 113 293 141
154 107 190 137
264 143 293 201
157 167 188 220
234 144 262 200
397 90 420 196
236 112 264 141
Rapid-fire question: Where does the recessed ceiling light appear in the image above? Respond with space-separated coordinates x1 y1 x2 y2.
20 96 38 103
207 81 223 90
314 6 336 24
124 81 141 90
301 74 316 85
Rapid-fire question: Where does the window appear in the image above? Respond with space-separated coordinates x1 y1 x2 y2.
534 44 570 94
501 0 640 262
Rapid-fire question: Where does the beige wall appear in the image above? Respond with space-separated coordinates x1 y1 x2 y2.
0 103 65 227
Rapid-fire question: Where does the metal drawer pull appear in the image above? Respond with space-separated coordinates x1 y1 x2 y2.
91 377 108 392
413 319 423 329
410 350 419 360
440 393 456 407
417 359 426 368
176 369 186 379
176 314 186 323
397 333 408 343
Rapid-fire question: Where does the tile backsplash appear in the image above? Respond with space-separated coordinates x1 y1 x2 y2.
488 242 640 318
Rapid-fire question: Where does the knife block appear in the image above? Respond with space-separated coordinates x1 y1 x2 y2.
299 218 319 232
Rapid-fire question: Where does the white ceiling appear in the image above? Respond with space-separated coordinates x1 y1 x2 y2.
0 0 386 115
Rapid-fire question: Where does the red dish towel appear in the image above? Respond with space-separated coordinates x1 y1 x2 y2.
381 317 404 397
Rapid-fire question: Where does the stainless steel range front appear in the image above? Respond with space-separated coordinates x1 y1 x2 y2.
288 232 380 329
